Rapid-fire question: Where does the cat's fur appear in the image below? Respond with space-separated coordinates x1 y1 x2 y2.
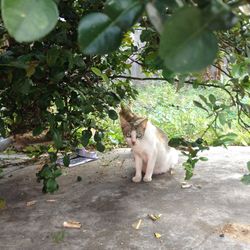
119 105 178 183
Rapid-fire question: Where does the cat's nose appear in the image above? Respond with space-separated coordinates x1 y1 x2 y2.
132 141 136 145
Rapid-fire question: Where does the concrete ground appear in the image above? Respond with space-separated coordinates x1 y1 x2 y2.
0 146 250 250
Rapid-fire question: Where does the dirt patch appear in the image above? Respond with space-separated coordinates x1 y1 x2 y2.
219 223 250 243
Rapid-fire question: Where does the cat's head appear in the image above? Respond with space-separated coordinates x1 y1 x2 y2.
119 105 148 146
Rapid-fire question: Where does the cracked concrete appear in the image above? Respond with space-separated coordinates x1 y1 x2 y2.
0 146 250 250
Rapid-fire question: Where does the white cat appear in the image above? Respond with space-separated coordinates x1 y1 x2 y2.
120 105 178 183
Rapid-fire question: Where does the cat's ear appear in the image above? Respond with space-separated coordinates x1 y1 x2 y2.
119 115 131 136
135 118 148 128
119 103 136 122
141 118 148 129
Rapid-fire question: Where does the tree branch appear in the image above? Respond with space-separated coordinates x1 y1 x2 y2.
128 57 143 66
212 64 232 78
110 75 165 81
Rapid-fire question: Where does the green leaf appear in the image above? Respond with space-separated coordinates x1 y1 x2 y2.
19 79 32 95
0 118 6 137
49 152 57 162
193 101 208 112
46 179 58 193
54 169 62 178
96 142 105 152
38 165 53 179
247 161 250 172
81 130 92 146
162 67 175 80
108 110 118 120
199 157 208 161
184 162 193 180
199 94 211 108
78 13 123 55
1 0 59 42
146 2 163 33
208 94 216 104
91 67 102 76
203 0 238 31
94 131 103 142
104 0 144 30
78 0 144 55
53 130 63 149
55 98 64 110
218 113 226 126
63 155 70 167
52 231 65 243
159 7 218 73
46 47 60 66
33 126 44 136
241 174 250 185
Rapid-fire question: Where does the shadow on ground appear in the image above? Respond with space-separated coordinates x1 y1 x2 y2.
0 146 250 250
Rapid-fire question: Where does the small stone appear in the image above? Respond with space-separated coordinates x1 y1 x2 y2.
219 233 224 238
77 176 82 182
181 182 192 189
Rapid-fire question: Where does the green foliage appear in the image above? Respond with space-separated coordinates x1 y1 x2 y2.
1 0 59 42
170 137 209 180
131 83 249 144
241 161 250 185
159 7 218 73
78 0 144 54
78 13 123 55
1 0 241 73
36 161 62 193
0 0 249 192
52 231 65 243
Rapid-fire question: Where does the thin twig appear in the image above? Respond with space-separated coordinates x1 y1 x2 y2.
212 64 232 78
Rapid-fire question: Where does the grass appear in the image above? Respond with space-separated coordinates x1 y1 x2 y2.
103 82 250 148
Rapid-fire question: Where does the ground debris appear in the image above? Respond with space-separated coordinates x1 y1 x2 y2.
148 214 162 221
132 219 142 230
46 199 56 202
218 223 250 243
26 200 37 207
154 232 162 239
181 182 192 189
63 220 81 229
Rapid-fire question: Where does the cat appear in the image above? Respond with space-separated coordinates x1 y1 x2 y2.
119 104 178 183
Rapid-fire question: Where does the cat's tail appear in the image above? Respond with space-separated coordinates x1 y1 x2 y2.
169 147 179 167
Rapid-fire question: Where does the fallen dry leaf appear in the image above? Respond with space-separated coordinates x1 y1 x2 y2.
63 220 81 229
154 232 162 239
132 219 142 230
26 200 37 207
148 214 162 221
46 199 56 202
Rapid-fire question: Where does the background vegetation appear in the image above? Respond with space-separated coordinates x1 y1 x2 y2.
103 82 250 150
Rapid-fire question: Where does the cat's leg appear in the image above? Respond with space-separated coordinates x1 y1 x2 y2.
132 154 143 183
143 154 156 182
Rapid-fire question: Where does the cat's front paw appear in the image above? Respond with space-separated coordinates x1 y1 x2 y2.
143 176 152 182
132 176 142 183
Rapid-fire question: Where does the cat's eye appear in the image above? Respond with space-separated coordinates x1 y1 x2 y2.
137 132 142 138
126 131 131 137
